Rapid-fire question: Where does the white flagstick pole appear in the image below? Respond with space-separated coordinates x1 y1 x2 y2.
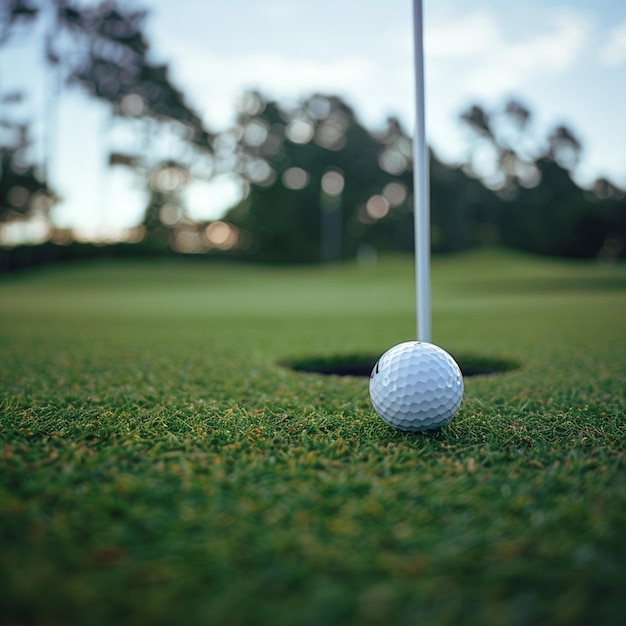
412 0 431 342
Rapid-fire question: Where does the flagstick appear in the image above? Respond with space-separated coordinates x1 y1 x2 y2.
412 0 431 343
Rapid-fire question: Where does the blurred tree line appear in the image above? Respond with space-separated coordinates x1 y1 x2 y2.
222 93 625 262
1 0 624 270
0 0 213 259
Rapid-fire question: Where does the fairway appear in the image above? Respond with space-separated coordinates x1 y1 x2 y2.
1 249 625 625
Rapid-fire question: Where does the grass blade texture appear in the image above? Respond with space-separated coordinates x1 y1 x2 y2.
1 249 625 626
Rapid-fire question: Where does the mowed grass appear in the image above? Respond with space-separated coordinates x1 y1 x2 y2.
0 249 625 626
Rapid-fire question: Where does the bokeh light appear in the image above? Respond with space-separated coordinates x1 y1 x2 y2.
286 119 315 144
151 164 188 192
173 228 206 254
205 221 239 250
315 113 348 151
382 181 407 206
321 170 345 196
365 195 390 220
282 167 310 190
245 159 275 186
378 149 407 175
120 93 145 116
243 119 269 147
159 202 182 226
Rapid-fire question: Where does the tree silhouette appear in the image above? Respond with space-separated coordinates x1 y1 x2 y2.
62 2 209 147
0 0 39 45
460 99 539 194
460 99 625 258
221 92 418 262
1 0 213 246
2 2 624 264
56 0 213 240
0 2 56 236
547 125 581 172
0 120 56 223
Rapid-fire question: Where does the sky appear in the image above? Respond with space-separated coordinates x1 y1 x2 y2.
1 0 626 238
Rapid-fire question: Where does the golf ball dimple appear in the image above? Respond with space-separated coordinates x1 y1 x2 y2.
369 341 464 432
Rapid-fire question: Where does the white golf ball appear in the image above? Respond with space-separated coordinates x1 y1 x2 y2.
369 341 464 432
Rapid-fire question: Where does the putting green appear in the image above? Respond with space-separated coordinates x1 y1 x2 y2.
1 249 625 626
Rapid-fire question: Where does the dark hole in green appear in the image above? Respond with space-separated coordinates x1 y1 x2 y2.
280 352 520 378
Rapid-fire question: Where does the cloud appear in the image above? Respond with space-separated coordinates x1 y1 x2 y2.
426 11 501 59
508 10 590 72
599 20 626 66
162 3 596 136
156 1 621 187
228 52 374 99
169 48 375 130
426 8 591 96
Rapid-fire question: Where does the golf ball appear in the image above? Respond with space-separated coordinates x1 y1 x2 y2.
369 341 464 432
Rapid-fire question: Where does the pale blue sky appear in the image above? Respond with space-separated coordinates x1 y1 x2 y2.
147 0 626 174
1 0 625 237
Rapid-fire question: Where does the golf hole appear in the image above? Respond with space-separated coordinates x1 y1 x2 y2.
281 352 520 378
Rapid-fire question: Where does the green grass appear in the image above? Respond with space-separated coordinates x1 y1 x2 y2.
1 249 625 626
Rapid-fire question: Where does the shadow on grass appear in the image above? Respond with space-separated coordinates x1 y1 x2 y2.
280 352 520 378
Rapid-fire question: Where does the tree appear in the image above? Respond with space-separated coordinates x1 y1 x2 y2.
221 92 418 263
0 0 39 45
429 151 499 252
0 119 56 224
55 0 214 241
460 99 539 194
1 0 214 247
0 1 57 239
460 99 625 258
220 91 519 263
